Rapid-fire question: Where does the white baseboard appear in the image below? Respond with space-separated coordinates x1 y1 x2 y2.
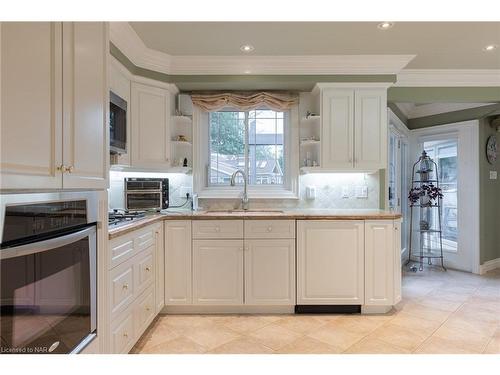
161 305 295 314
479 258 500 275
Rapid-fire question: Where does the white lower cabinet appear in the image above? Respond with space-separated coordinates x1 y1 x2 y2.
297 220 364 305
164 221 192 305
192 240 244 305
245 239 295 305
107 223 161 353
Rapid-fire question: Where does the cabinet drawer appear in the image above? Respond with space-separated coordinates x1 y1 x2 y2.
111 307 135 354
109 261 135 318
245 220 295 239
109 224 156 269
192 220 243 239
134 247 154 296
134 285 155 339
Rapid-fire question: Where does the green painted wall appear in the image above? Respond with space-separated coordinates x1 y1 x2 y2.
479 117 500 264
388 87 500 103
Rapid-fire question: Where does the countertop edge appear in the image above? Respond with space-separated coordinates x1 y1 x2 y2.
108 212 403 239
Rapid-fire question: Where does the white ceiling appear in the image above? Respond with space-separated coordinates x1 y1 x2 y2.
129 22 500 69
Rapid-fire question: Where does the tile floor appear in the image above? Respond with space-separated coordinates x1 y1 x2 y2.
132 268 500 354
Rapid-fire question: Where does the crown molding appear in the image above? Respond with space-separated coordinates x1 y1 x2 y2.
110 22 171 75
395 102 495 119
395 69 500 87
170 55 415 75
110 22 414 76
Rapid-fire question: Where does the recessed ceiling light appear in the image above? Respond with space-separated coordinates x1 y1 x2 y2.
240 44 254 52
377 22 394 30
483 44 498 52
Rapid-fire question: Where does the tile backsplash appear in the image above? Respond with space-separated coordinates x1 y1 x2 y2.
109 170 381 211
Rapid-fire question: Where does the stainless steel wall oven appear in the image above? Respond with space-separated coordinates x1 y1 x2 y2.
0 191 99 354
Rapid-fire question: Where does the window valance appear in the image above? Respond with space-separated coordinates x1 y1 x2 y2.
190 91 299 112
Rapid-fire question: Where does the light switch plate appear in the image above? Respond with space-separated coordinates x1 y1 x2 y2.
490 171 498 180
341 186 349 198
306 185 316 200
355 185 368 198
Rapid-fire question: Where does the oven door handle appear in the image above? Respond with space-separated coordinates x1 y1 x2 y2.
0 226 96 260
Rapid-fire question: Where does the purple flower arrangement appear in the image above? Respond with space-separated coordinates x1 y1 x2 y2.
408 183 443 206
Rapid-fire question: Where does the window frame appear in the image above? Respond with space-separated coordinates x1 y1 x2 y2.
193 105 299 199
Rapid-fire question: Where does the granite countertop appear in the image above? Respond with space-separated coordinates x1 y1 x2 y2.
108 209 402 239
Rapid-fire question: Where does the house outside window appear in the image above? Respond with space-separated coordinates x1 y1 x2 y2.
209 109 286 187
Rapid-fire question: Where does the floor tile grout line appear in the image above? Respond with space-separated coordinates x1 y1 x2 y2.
410 285 480 354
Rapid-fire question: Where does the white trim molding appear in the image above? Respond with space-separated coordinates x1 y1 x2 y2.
479 258 500 275
110 22 414 76
396 69 500 87
395 102 496 120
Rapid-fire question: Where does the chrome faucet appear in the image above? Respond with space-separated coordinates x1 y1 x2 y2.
230 169 249 210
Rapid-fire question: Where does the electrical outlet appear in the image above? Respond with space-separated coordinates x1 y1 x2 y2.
490 171 498 180
355 185 368 198
179 186 192 198
341 186 349 198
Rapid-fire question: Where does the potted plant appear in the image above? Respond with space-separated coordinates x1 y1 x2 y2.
408 183 443 207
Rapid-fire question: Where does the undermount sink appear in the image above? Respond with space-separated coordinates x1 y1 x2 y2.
206 209 285 214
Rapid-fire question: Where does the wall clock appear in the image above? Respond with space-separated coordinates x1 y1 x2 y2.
486 135 498 164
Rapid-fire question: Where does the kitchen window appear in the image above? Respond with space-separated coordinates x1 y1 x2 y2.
194 107 299 199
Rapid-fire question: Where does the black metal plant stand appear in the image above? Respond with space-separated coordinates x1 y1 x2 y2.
406 151 446 272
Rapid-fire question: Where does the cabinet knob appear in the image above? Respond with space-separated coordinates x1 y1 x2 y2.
146 266 151 272
66 165 74 173
267 226 273 232
123 332 128 338
146 306 151 312
57 164 66 172
122 283 129 290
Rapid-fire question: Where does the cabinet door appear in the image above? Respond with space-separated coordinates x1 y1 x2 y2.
62 22 108 189
164 221 192 305
393 220 402 304
0 22 63 189
193 240 243 305
354 88 387 170
245 239 295 305
154 224 165 313
321 88 354 169
297 220 364 305
364 220 395 306
131 82 171 168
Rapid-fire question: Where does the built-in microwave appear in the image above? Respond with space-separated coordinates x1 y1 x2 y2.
110 91 127 154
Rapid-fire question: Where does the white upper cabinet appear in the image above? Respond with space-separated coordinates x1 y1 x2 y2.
131 82 171 169
62 22 108 189
1 22 63 189
354 88 387 170
321 88 354 169
316 84 388 171
0 22 108 190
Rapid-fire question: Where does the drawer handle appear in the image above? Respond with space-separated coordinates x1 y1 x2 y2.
122 283 129 290
267 226 273 232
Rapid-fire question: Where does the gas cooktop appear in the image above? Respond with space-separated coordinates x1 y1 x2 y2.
108 210 146 227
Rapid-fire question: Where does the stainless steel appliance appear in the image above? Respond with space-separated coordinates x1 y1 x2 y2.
0 191 98 354
124 178 169 212
108 210 146 227
110 91 127 154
